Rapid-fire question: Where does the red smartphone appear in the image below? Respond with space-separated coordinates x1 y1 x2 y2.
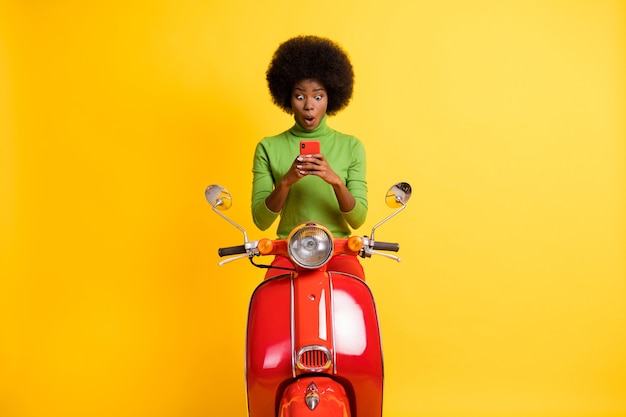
300 140 320 155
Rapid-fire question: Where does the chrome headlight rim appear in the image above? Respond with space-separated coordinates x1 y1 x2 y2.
287 222 334 269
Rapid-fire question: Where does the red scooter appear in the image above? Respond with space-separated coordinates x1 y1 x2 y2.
205 182 412 417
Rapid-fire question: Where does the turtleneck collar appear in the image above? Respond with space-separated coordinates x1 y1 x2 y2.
289 114 330 138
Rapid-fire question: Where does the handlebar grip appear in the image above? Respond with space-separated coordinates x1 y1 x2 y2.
372 241 400 252
218 245 247 257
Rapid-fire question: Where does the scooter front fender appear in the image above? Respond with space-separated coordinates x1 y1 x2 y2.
278 376 350 417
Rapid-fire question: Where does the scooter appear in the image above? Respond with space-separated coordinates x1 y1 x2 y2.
205 182 412 417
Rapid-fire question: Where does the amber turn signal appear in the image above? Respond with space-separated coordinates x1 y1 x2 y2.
258 238 274 255
347 236 363 252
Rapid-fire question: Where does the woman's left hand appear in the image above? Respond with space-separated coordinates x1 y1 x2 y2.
297 153 342 187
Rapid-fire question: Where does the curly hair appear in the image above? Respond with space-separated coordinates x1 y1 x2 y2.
266 35 354 116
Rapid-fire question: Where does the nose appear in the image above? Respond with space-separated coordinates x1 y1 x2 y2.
304 97 314 110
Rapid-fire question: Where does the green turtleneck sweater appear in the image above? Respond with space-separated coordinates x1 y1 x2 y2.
252 115 368 238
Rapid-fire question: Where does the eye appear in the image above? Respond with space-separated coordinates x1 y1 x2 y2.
295 94 304 100
315 95 323 100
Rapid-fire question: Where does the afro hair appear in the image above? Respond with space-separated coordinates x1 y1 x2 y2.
266 35 354 116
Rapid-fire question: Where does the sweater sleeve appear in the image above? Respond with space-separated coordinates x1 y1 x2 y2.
341 138 368 229
251 141 280 230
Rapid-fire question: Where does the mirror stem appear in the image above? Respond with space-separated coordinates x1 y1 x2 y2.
369 203 406 241
212 203 249 243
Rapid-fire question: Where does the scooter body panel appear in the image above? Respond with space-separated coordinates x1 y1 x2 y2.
246 274 294 417
329 272 383 417
246 270 383 417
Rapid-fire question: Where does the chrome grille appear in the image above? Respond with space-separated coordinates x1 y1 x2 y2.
297 346 331 371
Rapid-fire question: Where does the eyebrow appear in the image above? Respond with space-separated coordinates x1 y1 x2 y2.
294 87 326 92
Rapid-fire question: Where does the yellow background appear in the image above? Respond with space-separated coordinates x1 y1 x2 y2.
1 1 625 416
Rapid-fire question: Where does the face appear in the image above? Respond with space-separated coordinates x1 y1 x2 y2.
291 79 328 131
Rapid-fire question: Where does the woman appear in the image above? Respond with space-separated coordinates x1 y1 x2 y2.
251 35 368 279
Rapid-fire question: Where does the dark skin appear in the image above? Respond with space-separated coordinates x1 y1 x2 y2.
264 79 356 214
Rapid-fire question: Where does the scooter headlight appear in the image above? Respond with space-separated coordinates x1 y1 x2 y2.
287 223 334 269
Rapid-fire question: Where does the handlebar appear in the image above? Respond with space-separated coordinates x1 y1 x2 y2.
217 238 400 264
372 241 400 252
218 245 247 257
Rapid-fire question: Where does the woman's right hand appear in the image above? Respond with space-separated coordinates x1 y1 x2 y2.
264 156 306 212
282 155 308 186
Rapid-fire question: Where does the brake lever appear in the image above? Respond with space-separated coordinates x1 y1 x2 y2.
370 250 402 262
218 253 251 267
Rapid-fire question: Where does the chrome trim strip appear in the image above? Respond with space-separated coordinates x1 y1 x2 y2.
290 275 296 378
329 272 337 374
